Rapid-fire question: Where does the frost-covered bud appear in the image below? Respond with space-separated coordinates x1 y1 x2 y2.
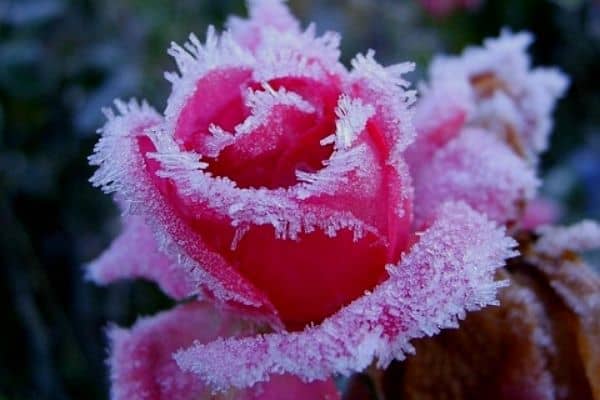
406 31 568 228
88 0 521 394
426 31 568 162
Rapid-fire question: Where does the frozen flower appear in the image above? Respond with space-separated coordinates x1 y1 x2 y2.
407 31 568 227
87 0 544 394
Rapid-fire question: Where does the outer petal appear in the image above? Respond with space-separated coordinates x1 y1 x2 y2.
89 99 277 320
412 128 539 227
174 202 516 390
109 302 340 400
535 221 600 258
86 214 196 300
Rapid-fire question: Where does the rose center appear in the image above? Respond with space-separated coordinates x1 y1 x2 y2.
175 69 340 189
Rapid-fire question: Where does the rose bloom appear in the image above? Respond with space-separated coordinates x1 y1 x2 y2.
87 0 568 397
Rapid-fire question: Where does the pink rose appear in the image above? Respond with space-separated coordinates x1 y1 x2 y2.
88 0 566 394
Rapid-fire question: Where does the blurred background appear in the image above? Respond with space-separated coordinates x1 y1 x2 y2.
0 0 598 398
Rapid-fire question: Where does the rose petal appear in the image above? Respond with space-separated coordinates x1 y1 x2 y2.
535 221 600 258
174 202 516 390
86 214 196 299
349 51 416 157
227 0 301 51
412 128 539 227
89 99 276 317
109 302 340 400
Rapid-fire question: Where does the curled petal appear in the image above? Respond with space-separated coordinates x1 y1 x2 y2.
412 128 539 227
109 302 340 400
535 221 600 257
174 202 516 390
89 99 276 317
86 214 196 299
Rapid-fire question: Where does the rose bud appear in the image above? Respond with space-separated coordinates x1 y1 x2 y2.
87 1 561 393
406 31 567 228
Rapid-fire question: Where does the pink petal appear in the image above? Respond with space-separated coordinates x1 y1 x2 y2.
90 99 277 319
109 302 340 400
86 214 196 299
174 202 516 390
412 128 538 227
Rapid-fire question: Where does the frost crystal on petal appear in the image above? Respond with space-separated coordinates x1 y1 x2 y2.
109 302 340 400
86 214 198 300
253 24 344 81
174 202 516 390
350 50 416 154
535 221 600 257
412 128 539 226
320 95 374 150
428 31 568 161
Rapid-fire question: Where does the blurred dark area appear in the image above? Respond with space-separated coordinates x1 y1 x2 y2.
0 0 598 399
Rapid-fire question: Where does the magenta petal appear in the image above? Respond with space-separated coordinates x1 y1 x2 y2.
174 202 516 390
86 214 196 299
109 302 340 400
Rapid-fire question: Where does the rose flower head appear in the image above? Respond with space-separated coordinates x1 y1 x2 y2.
86 0 548 395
